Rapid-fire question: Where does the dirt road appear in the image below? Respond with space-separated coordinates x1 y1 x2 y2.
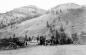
0 45 86 55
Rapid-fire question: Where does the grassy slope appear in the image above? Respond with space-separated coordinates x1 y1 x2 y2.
51 3 86 33
0 5 46 29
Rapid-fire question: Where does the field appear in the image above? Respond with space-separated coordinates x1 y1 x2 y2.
0 45 86 55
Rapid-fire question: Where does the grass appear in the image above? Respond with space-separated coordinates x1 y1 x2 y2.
0 45 86 55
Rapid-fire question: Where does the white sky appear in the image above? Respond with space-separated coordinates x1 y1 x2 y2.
0 0 86 13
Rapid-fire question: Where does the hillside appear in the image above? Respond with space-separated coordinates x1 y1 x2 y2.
0 3 86 44
0 5 46 29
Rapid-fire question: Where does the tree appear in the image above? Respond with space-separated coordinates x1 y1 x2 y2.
46 21 50 28
46 20 73 45
36 35 40 42
39 36 46 45
13 34 16 38
24 35 28 41
28 37 32 41
72 33 79 44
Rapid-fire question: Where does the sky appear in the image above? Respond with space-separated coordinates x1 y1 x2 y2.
0 0 86 13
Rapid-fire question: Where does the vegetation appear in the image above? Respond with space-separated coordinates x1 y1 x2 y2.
0 21 81 50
